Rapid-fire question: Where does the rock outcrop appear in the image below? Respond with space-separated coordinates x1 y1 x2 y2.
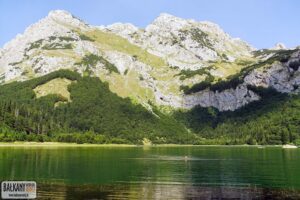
183 85 260 111
271 43 287 50
245 51 300 93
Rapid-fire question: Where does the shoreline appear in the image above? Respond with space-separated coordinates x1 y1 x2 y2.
0 142 136 147
0 142 296 148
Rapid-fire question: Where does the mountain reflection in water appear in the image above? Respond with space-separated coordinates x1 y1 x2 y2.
37 183 300 200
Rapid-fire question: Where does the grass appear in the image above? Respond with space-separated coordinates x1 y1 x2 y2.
99 69 155 103
20 65 35 79
177 66 215 80
25 37 75 52
43 49 81 61
0 142 287 147
33 78 74 101
42 43 73 50
75 54 119 74
190 28 214 49
150 66 179 81
79 34 95 41
26 39 44 51
0 74 5 84
186 56 279 94
180 57 262 94
48 36 77 42
211 61 247 77
0 142 137 147
84 29 167 68
9 61 23 66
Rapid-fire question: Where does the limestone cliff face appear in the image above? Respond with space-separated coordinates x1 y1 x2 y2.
183 85 260 111
0 10 299 112
183 50 300 111
244 51 300 93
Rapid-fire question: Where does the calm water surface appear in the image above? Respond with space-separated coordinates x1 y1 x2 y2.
0 146 300 199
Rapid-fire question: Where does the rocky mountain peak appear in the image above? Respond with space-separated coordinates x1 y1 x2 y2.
105 23 139 36
152 13 186 24
48 10 75 18
46 10 88 28
271 43 287 50
1 10 88 51
0 10 92 79
48 10 73 19
145 13 189 34
149 13 227 36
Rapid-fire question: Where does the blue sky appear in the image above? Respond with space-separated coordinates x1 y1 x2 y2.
0 0 299 49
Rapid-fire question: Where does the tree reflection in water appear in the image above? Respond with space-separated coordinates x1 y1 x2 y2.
37 183 300 200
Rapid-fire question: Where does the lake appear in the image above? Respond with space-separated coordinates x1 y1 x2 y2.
0 145 299 199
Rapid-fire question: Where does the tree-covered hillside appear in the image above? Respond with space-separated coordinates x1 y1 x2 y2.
0 70 195 144
0 70 300 145
174 87 300 145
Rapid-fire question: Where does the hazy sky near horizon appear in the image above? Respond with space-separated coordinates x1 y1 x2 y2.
0 0 299 49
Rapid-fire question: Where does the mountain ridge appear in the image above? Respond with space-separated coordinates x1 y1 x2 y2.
0 10 299 112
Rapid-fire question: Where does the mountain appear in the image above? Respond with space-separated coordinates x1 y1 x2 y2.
0 10 300 145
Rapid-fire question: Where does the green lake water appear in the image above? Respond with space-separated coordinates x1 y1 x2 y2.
0 146 300 199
